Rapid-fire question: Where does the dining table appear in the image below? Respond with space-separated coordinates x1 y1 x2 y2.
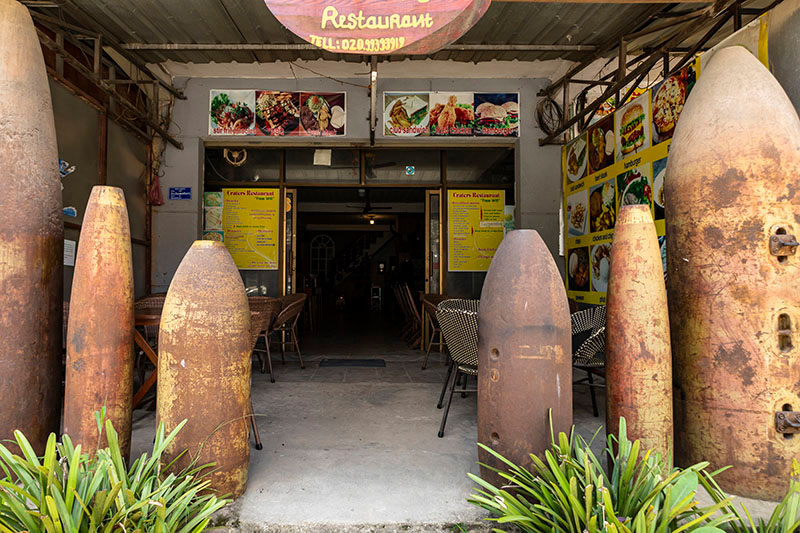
133 313 161 408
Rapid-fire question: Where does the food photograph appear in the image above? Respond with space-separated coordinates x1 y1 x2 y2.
384 93 430 137
590 242 612 293
616 164 653 210
565 133 587 183
652 61 697 144
586 115 615 174
567 247 590 292
589 180 616 233
429 92 474 135
615 92 651 160
566 189 588 236
474 93 519 136
652 156 667 220
203 230 224 243
299 92 346 136
209 90 255 134
255 91 300 136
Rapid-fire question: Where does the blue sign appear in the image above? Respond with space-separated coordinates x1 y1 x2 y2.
405 165 415 176
169 187 192 200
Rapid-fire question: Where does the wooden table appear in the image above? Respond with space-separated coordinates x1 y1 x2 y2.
133 313 161 408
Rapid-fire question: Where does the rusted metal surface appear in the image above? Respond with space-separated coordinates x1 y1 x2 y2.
666 46 800 501
477 230 571 485
64 186 134 458
157 241 251 499
0 0 63 454
605 205 672 458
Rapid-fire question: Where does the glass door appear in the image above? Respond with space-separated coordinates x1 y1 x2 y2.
425 190 442 294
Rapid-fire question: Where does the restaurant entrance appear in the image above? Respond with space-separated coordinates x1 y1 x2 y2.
203 144 514 367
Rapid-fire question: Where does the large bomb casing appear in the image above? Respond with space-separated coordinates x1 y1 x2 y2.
478 230 572 485
606 205 673 457
666 46 800 500
64 187 134 458
157 241 251 499
0 0 63 453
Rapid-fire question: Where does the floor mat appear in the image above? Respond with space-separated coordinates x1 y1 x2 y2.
319 358 387 368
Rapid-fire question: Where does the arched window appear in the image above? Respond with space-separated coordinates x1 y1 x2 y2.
310 235 335 278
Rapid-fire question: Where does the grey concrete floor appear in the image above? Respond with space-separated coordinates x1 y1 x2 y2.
130 313 780 531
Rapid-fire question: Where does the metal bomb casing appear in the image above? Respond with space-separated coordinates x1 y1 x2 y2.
478 230 572 484
0 0 63 453
605 205 673 457
666 46 800 500
64 186 134 458
157 241 252 499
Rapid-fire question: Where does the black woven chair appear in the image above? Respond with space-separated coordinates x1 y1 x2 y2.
571 305 607 417
435 298 479 438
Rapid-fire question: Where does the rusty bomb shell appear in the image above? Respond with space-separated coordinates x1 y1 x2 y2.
478 230 572 485
0 0 63 454
666 46 800 500
157 241 251 499
605 205 673 457
64 187 134 458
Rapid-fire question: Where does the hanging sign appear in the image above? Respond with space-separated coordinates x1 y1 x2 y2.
263 0 491 55
222 188 280 270
448 190 505 272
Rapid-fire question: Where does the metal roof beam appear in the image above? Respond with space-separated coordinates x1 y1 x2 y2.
119 42 598 52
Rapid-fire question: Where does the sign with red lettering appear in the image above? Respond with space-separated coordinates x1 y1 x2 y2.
263 0 492 55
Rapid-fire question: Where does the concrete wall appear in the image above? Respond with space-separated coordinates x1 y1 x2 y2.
50 79 150 300
153 73 563 292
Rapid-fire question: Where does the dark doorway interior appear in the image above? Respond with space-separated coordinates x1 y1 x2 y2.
296 187 426 356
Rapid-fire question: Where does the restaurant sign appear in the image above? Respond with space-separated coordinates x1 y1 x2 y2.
263 0 491 55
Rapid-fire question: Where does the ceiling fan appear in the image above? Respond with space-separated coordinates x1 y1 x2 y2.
346 190 393 215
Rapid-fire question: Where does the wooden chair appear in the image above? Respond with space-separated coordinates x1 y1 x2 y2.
271 294 307 368
571 306 607 417
248 296 282 381
435 298 479 438
247 311 273 450
133 294 167 397
421 294 449 369
398 283 422 349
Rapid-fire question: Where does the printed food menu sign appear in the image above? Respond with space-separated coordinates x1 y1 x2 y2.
209 90 346 136
384 92 519 137
448 190 505 272
562 59 699 305
222 188 280 270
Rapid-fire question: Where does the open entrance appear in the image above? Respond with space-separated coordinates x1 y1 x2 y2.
296 187 427 359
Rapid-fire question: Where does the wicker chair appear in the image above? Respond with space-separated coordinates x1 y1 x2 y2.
571 305 607 417
435 298 479 438
247 311 273 450
248 296 282 381
271 294 307 368
421 294 449 369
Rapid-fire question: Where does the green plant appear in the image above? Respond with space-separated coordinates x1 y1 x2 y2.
467 418 732 533
699 460 800 532
0 414 228 532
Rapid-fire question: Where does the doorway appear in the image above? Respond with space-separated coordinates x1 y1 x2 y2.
294 187 428 358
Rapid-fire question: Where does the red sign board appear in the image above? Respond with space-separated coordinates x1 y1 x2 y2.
264 0 492 55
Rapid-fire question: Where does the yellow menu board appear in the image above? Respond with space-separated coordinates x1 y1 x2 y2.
562 59 700 305
222 188 279 270
448 190 505 272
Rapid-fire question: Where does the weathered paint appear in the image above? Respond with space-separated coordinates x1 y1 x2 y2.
0 0 63 454
477 230 571 485
667 46 800 500
157 241 251 499
64 187 134 458
606 205 672 457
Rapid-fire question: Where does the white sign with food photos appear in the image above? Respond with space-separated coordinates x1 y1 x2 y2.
383 91 519 137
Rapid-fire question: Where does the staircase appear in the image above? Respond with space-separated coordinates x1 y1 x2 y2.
333 231 394 284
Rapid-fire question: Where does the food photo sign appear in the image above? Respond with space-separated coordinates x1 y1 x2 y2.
563 59 699 305
209 90 346 136
383 91 519 137
263 0 491 55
